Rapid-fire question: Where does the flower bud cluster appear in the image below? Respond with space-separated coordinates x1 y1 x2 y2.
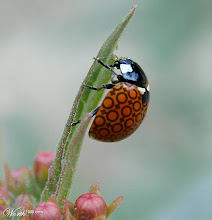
0 152 55 219
0 153 123 219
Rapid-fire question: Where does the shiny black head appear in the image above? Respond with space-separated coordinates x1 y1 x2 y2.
111 58 148 87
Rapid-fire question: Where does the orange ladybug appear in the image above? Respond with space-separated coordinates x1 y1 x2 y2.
72 57 150 142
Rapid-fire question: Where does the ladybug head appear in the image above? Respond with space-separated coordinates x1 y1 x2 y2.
111 57 148 87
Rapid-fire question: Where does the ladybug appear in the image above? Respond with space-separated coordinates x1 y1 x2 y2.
72 57 150 142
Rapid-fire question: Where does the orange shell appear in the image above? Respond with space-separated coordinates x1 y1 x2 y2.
89 82 149 142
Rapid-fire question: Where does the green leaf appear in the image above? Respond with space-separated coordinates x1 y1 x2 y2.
41 5 137 203
107 196 124 218
56 114 93 207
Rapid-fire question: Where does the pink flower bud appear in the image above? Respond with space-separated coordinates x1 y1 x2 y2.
10 167 28 184
75 193 107 220
6 166 29 194
33 201 63 220
34 152 55 186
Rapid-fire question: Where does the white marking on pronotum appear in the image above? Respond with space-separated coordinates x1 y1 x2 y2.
147 84 150 92
120 64 133 74
138 87 146 95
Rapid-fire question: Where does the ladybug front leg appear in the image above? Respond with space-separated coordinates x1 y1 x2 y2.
83 83 116 91
93 57 118 77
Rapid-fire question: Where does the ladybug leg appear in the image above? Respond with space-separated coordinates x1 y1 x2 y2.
90 106 100 116
68 120 81 126
93 57 118 77
67 106 100 126
83 83 116 91
110 79 119 84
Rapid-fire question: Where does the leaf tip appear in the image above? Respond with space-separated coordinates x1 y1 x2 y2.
131 4 138 11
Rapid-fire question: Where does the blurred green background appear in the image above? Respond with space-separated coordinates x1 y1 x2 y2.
1 0 212 219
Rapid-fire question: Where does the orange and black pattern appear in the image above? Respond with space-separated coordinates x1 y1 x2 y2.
89 82 149 142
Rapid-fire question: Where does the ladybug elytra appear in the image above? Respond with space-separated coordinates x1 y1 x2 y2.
72 57 150 142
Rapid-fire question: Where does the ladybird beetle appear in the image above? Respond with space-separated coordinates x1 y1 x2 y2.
72 57 150 142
